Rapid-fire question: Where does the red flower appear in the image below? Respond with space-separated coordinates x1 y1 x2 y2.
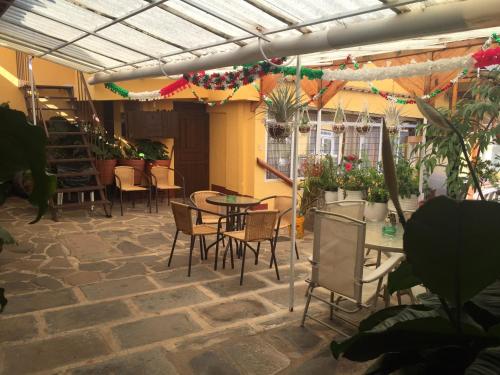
345 162 353 172
473 47 500 68
346 155 356 162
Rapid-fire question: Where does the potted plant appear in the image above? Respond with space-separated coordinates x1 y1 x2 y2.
331 103 346 134
298 108 311 134
338 155 365 200
364 167 389 221
384 102 402 136
388 157 419 212
355 105 372 135
299 156 324 232
91 136 122 185
261 84 302 142
320 154 339 202
117 137 145 185
135 139 170 174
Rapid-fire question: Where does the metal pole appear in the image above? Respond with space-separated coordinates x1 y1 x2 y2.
315 109 322 154
418 120 427 201
28 55 37 126
289 55 301 312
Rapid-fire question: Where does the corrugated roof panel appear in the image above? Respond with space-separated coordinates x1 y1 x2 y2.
75 35 147 63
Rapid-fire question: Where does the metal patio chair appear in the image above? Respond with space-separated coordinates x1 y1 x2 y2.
150 166 186 212
301 209 404 335
113 166 152 216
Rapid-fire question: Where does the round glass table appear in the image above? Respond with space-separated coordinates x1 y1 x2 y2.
206 195 260 231
365 221 404 253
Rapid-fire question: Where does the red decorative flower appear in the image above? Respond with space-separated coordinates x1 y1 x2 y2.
473 47 500 68
346 155 356 162
345 162 353 172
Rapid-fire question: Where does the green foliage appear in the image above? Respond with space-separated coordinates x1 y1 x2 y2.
299 155 323 216
0 103 56 223
395 157 419 198
115 137 144 160
262 84 303 123
135 139 169 161
365 167 389 203
90 136 122 160
414 70 499 200
319 154 338 192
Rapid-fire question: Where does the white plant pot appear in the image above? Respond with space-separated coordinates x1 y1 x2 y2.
388 195 418 212
364 202 388 222
324 190 338 203
339 189 364 201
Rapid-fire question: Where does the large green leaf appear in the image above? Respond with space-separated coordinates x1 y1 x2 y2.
465 280 500 331
465 346 500 375
0 105 55 223
388 261 422 295
404 197 500 305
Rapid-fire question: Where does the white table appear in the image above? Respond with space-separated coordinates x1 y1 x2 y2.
365 221 404 253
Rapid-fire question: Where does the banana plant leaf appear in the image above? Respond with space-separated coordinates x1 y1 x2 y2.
404 197 500 305
387 261 422 295
0 105 56 223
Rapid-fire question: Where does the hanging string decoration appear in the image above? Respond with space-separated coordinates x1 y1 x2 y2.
104 83 128 98
159 77 190 97
191 87 240 107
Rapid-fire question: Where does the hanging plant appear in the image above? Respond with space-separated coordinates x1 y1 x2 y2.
260 84 302 142
298 108 311 134
384 102 403 136
332 103 346 134
355 105 372 135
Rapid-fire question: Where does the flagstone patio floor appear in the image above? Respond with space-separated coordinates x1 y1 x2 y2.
0 198 374 374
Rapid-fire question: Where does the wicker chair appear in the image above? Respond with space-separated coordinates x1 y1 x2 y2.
222 210 279 285
301 209 404 334
114 166 152 216
150 166 186 212
254 196 300 262
169 202 224 277
190 190 227 225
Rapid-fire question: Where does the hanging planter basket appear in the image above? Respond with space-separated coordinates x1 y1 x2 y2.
298 107 311 134
332 103 346 134
298 124 311 134
332 122 345 134
384 102 402 137
355 106 373 135
266 120 292 142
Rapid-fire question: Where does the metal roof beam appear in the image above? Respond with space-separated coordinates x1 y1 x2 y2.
179 0 271 42
9 2 168 63
89 0 499 84
91 0 426 74
38 0 170 57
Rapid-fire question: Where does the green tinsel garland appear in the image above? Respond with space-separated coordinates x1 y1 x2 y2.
104 83 129 98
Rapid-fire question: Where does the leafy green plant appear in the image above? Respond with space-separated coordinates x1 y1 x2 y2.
395 157 419 198
262 84 303 123
414 70 499 200
115 137 144 160
135 139 169 161
299 155 323 216
331 102 500 374
90 136 122 160
365 167 389 203
0 103 56 223
319 155 338 192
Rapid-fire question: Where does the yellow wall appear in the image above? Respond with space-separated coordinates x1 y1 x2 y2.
0 47 26 111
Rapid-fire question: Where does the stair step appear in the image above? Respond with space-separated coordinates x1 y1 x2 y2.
47 144 87 149
40 107 75 111
56 170 98 177
56 185 104 193
38 96 77 100
53 200 111 208
48 131 86 136
48 158 93 163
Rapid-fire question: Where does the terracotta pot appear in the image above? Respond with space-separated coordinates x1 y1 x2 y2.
364 202 388 222
324 190 338 203
118 159 145 185
95 159 117 185
145 159 171 174
295 215 305 239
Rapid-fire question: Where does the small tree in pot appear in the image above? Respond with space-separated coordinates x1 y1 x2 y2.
320 154 339 202
117 138 145 185
364 166 389 222
135 139 170 173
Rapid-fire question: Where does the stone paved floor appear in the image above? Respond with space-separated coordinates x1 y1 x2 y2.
0 198 373 374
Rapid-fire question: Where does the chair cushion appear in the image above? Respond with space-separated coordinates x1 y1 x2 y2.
157 184 181 190
192 224 219 235
120 186 148 192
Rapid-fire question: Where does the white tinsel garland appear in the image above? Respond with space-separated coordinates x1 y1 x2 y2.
322 55 474 82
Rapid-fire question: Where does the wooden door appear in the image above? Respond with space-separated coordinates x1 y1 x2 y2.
173 103 209 195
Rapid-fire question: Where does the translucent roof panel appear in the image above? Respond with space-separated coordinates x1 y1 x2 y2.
0 0 493 75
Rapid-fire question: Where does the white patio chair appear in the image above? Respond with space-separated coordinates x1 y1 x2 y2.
301 209 405 336
323 200 365 220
